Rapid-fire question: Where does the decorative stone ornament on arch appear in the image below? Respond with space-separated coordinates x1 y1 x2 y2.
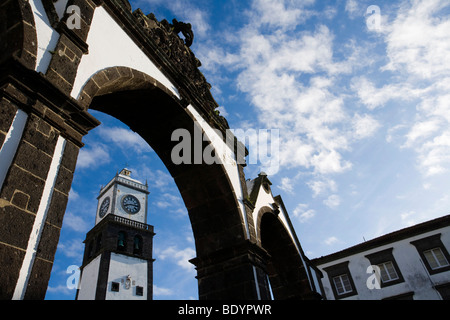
0 0 323 300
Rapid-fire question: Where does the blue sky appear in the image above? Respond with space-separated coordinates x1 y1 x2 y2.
46 0 450 299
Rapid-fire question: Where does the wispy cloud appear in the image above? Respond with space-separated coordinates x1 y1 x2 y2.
57 238 85 259
293 203 316 223
324 195 341 209
97 126 152 154
197 0 373 180
376 0 450 177
76 143 110 169
63 212 91 233
345 0 360 19
157 246 196 273
324 236 339 246
153 285 174 297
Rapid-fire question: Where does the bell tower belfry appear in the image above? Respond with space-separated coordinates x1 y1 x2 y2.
76 169 155 300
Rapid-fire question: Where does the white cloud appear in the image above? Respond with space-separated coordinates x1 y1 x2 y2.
217 106 228 117
352 113 381 140
131 165 173 191
279 177 294 194
417 131 450 176
311 150 352 175
153 285 174 297
374 0 450 177
155 201 171 209
57 238 84 259
324 194 341 209
324 236 339 246
63 212 90 233
345 0 359 18
352 77 423 110
77 144 110 169
249 0 315 31
403 119 441 148
46 284 73 296
383 0 450 79
293 203 316 223
307 178 337 197
97 126 151 154
204 11 368 177
68 188 79 202
157 246 196 272
400 210 417 227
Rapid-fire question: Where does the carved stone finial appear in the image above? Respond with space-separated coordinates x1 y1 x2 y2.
172 19 194 47
131 8 225 128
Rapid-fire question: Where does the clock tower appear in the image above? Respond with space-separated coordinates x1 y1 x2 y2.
76 169 155 300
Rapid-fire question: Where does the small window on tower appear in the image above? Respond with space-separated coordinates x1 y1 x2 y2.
111 282 120 292
87 241 94 258
133 235 143 255
117 231 127 251
136 286 144 296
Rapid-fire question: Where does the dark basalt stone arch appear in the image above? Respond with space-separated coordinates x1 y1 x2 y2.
0 0 321 300
76 66 262 299
257 206 316 300
0 0 37 70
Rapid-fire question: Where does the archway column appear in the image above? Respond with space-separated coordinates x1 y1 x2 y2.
190 239 272 300
0 58 99 299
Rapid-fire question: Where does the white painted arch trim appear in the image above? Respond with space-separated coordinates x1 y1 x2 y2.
252 184 314 289
71 6 180 100
0 109 28 191
12 136 66 300
29 0 61 74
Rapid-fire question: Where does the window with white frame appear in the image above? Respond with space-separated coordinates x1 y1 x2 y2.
378 261 399 283
424 247 450 270
333 274 353 295
365 248 404 287
324 261 357 299
411 234 450 275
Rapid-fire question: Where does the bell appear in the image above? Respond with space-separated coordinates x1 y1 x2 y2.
134 239 140 250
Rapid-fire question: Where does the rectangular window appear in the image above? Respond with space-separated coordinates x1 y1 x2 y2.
324 261 357 299
424 248 450 270
411 234 450 275
378 261 399 283
136 286 144 296
333 274 353 295
365 248 404 288
111 282 120 292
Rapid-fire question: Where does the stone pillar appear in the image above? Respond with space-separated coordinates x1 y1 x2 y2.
190 240 272 300
0 60 99 299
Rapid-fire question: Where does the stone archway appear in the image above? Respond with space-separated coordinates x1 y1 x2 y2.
257 206 320 300
0 0 322 300
78 66 264 299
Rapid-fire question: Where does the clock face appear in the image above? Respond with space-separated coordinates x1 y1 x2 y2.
121 195 141 214
99 197 110 218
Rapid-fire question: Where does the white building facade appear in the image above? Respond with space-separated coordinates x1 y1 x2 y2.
313 215 450 300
